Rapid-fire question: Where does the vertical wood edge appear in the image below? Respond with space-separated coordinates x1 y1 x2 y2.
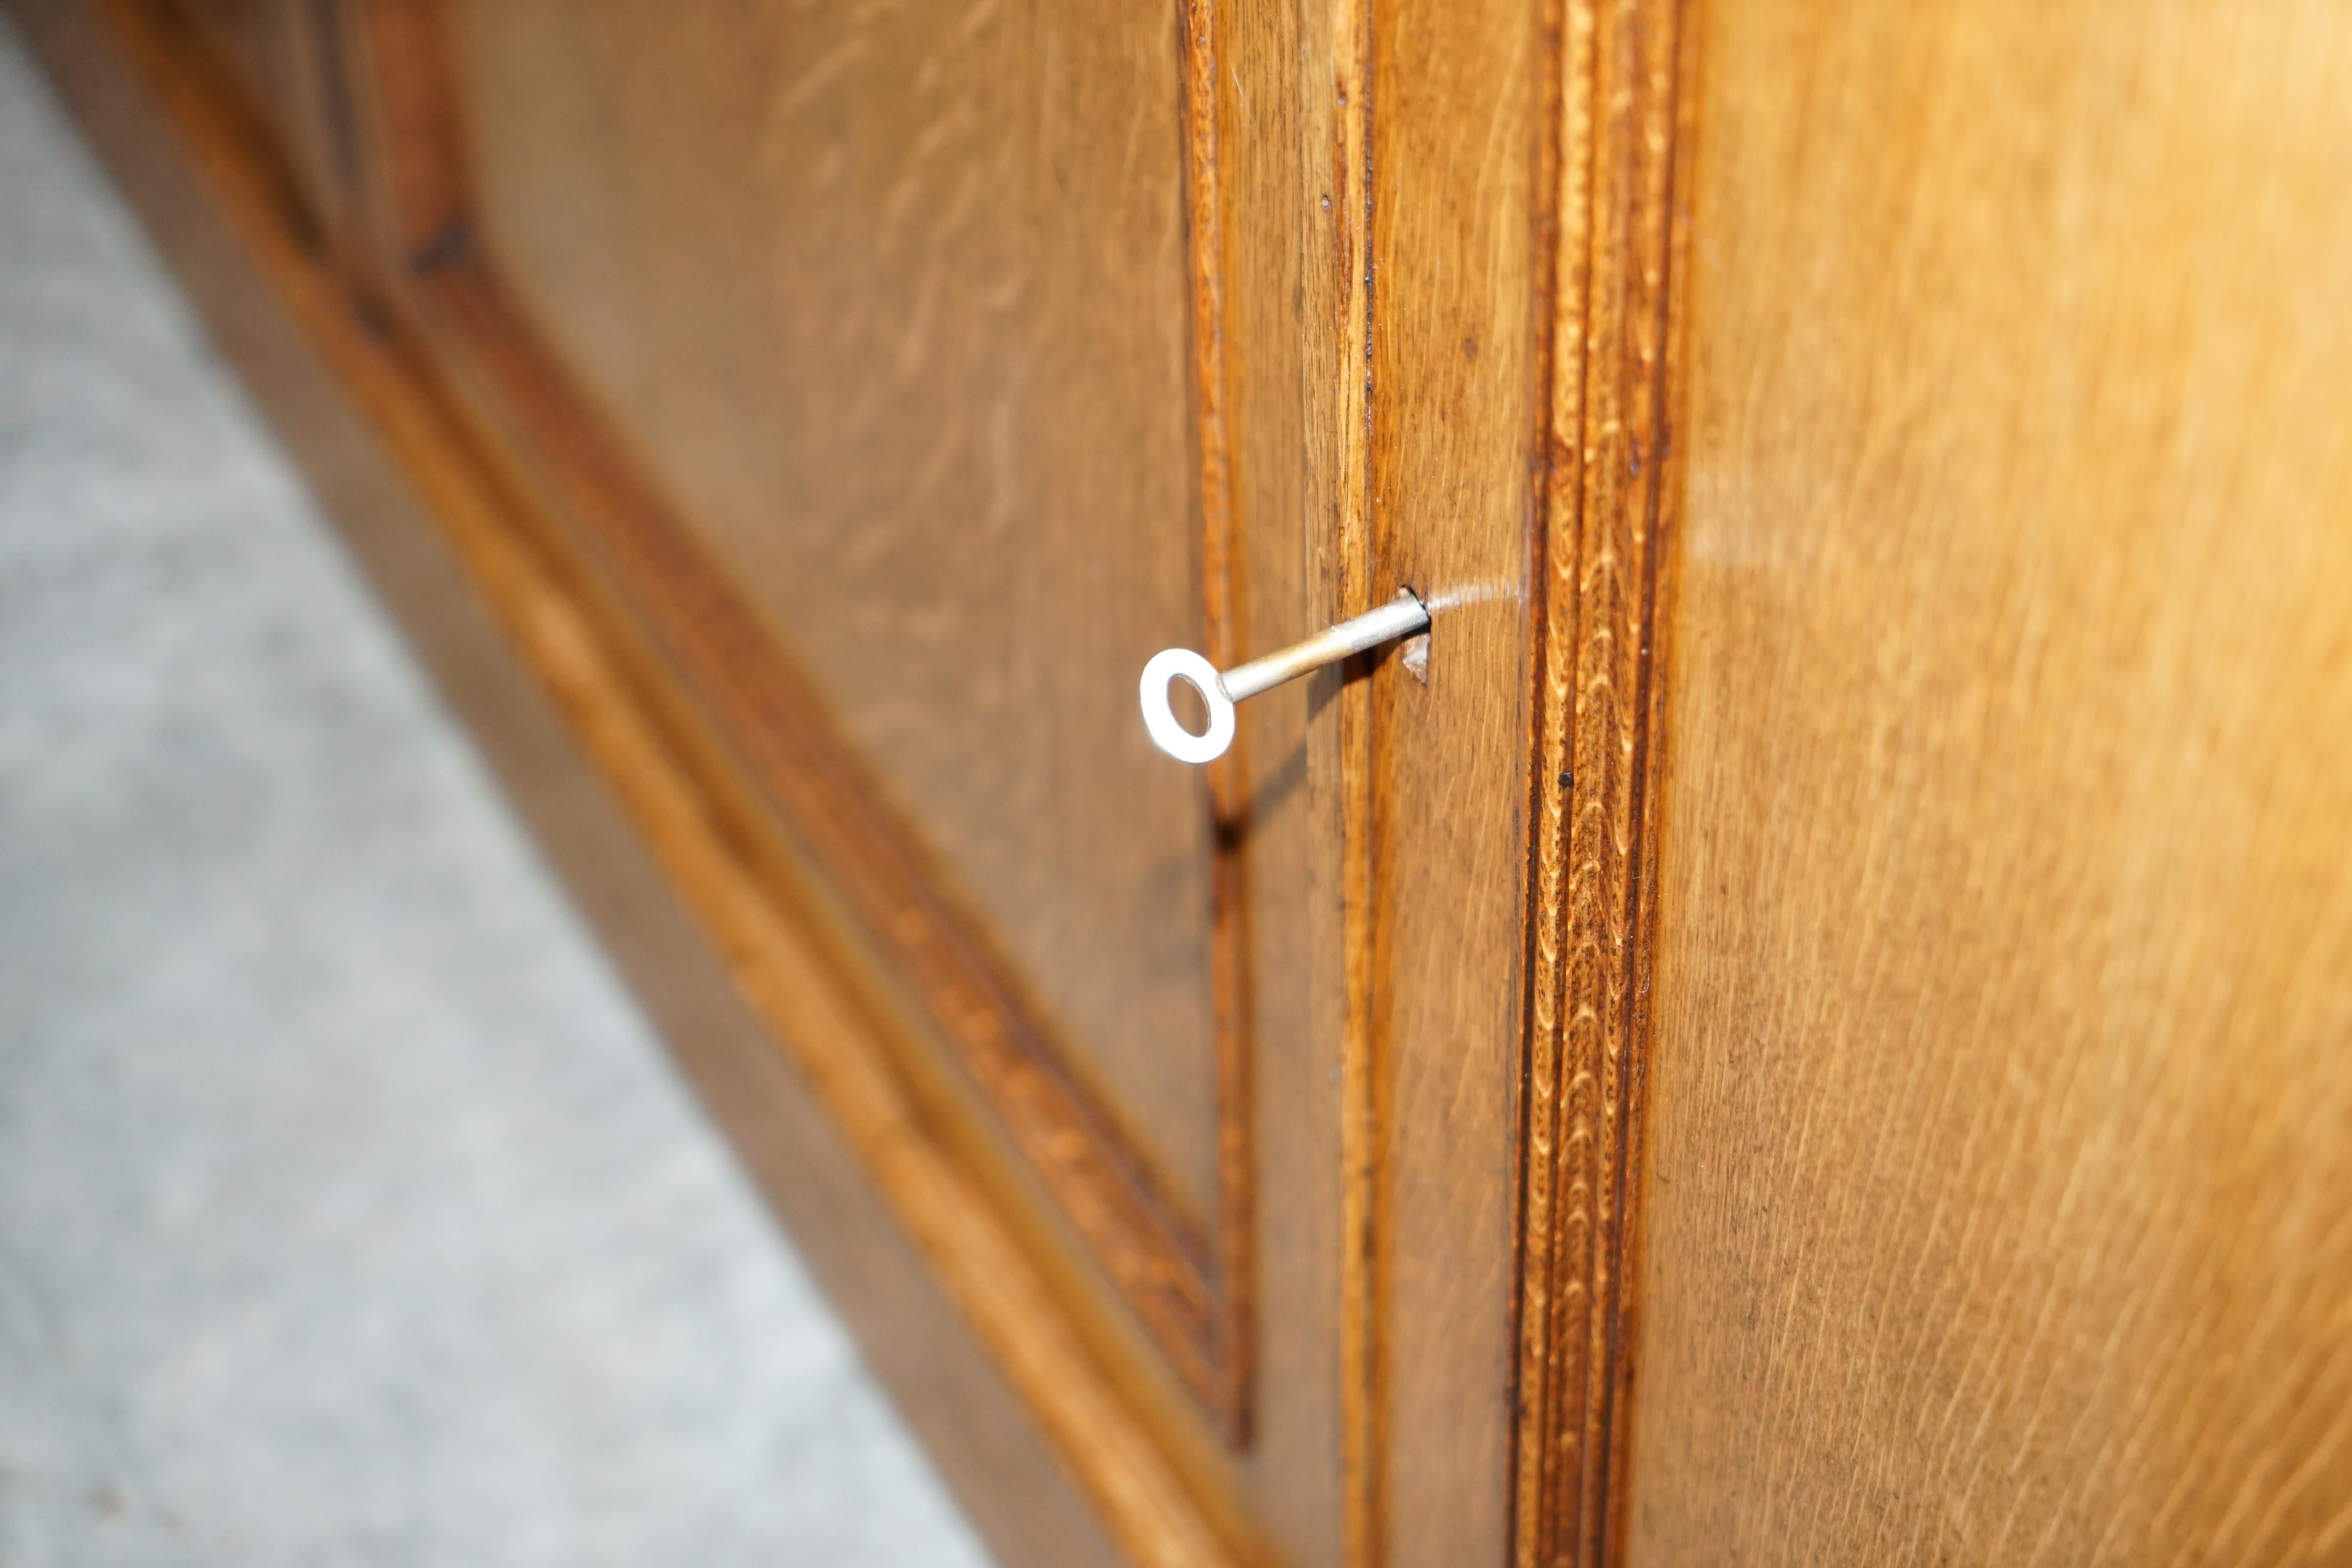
1178 0 1261 1449
1328 0 1383 1557
1509 0 1692 1563
345 0 1255 1436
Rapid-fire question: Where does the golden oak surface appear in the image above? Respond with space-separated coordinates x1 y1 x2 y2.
47 0 1566 1559
1628 2 2352 1561
27 0 2352 1563
443 0 1226 1226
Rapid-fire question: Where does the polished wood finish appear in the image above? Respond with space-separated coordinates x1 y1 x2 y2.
440 0 1238 1238
334 0 1569 1559
345 0 1254 1427
27 0 2352 1563
1625 2 2352 1562
1511 1 1689 1564
1357 0 1558 1557
10 0 1233 1559
25 0 1570 1560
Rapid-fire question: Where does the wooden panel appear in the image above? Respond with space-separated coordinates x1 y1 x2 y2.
1208 0 1348 1554
1627 2 2352 1562
339 0 1258 1428
1358 0 1550 1559
339 0 1585 1549
439 0 1227 1234
3 0 1239 1559
0 0 1166 1561
24 0 1671 1558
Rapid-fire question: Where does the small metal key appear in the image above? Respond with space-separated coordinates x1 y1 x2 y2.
1138 589 1429 764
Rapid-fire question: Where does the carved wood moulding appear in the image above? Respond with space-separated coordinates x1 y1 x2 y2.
1512 0 1693 1563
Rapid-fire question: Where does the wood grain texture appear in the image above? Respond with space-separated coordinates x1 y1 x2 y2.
1322 2 1380 1560
1626 2 2352 1562
1178 0 1261 1443
6 0 1255 1558
1509 0 1689 1564
344 0 1255 1429
1 19 1128 1559
1361 0 1554 1560
30 0 1679 1558
438 0 1233 1236
1155 0 1404 1555
342 0 1570 1556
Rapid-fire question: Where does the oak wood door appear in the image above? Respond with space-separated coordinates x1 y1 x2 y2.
23 0 2352 1562
27 0 1569 1557
326 0 1549 1564
1608 2 2352 1563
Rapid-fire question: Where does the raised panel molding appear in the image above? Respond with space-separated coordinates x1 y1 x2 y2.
345 0 1261 1438
26 0 1258 1555
25 0 1710 1557
1510 0 1692 1564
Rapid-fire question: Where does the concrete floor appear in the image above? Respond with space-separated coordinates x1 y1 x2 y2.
0 17 991 1567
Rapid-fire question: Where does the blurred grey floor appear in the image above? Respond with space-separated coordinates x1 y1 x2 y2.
0 17 992 1568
